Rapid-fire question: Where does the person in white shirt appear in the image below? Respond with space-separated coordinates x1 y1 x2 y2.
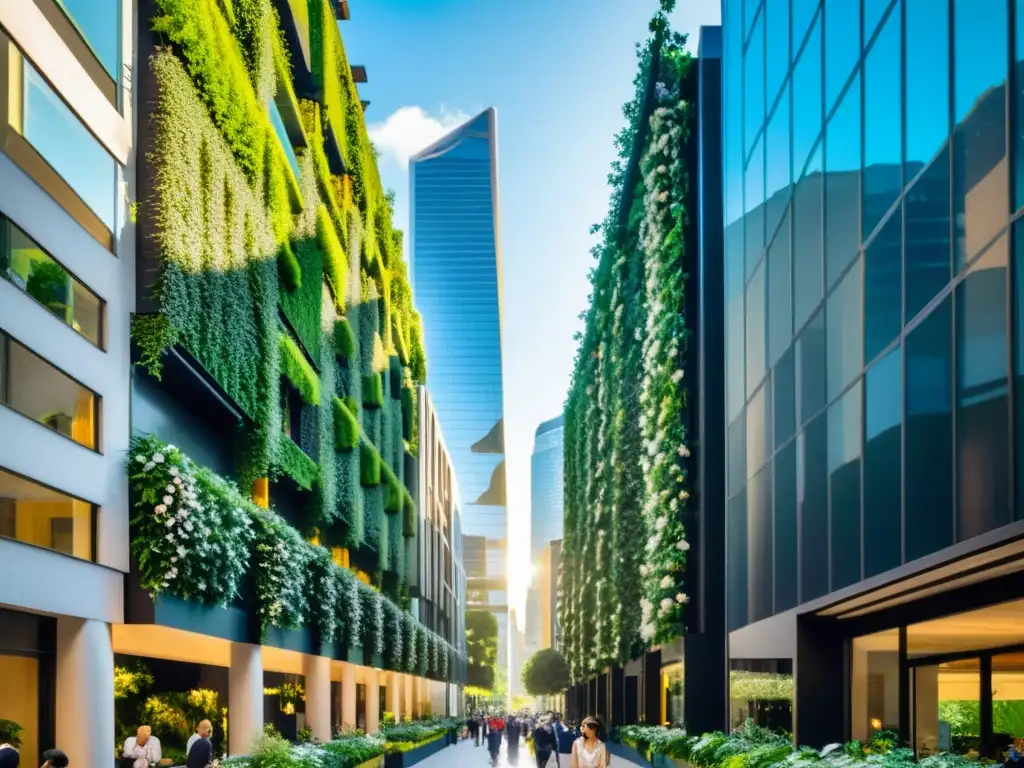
123 725 161 768
186 720 212 757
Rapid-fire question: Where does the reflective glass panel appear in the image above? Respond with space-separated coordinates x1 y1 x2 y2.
905 297 954 561
792 0 820 55
747 259 767 396
827 258 863 402
774 440 798 611
825 73 861 289
775 347 796 449
905 0 950 180
864 347 902 577
747 137 766 277
269 101 300 180
766 88 792 244
799 413 829 601
57 0 121 78
956 235 1010 541
747 465 773 622
2 220 103 347
1016 0 1024 209
829 381 862 590
726 0 746 299
952 0 1008 269
863 0 893 46
748 379 770 478
0 332 98 451
0 466 94 559
863 9 902 241
745 12 766 154
797 308 827 426
792 17 823 180
765 0 790 109
905 150 952 324
794 144 824 330
22 63 117 233
914 658 980 756
865 207 902 363
729 294 746 421
1016 218 1024 520
824 0 859 115
729 411 748 497
728 489 749 631
768 209 792 367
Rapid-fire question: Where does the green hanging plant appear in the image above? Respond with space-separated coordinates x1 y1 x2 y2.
280 333 320 406
359 441 381 486
332 396 359 451
362 373 384 409
334 316 356 359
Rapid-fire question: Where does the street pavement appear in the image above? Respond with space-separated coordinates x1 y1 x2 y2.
415 736 646 767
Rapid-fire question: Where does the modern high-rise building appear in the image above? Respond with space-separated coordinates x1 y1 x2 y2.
724 0 1024 750
410 109 509 669
526 415 564 657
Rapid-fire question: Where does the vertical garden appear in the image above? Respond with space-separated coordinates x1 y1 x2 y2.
130 0 461 681
559 0 695 684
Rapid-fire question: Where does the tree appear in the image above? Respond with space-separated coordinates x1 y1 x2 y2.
521 649 571 697
466 610 498 692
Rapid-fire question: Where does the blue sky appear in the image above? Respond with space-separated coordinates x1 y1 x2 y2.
342 0 721 615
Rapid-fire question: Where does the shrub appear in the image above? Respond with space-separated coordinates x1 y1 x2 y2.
362 373 384 409
275 435 320 491
381 463 402 514
334 317 356 359
0 719 23 747
280 334 320 406
333 397 359 450
317 205 347 311
359 442 381 486
402 492 416 538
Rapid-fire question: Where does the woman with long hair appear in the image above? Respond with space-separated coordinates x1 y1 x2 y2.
571 716 610 768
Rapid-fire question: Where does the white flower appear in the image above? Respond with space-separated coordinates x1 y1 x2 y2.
639 564 649 577
675 539 690 552
152 453 165 464
640 622 657 641
678 445 690 458
154 504 167 515
163 495 174 505
177 545 186 557
143 462 155 472
676 593 690 604
161 581 169 588
166 484 176 494
164 517 175 528
655 516 668 532
660 575 674 589
671 369 684 383
170 555 178 563
169 466 179 477
135 455 146 464
660 597 674 611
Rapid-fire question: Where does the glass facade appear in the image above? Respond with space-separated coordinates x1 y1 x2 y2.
0 466 95 560
409 109 508 659
56 0 121 79
724 0 1020 631
527 414 564 653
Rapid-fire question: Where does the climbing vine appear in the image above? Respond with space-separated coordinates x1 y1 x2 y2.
560 0 694 680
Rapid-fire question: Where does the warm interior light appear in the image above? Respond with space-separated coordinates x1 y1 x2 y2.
871 718 882 730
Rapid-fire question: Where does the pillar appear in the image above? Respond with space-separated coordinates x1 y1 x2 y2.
341 663 357 728
304 654 331 743
385 672 402 722
229 642 264 756
417 676 428 716
56 618 114 768
366 668 381 733
403 674 414 720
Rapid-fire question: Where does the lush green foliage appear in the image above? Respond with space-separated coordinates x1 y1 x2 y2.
560 5 694 681
275 435 320 491
521 648 571 696
333 397 360 450
280 333 321 406
334 317 356 359
0 719 23 747
359 442 382 486
362 372 384 408
317 204 348 311
466 610 498 691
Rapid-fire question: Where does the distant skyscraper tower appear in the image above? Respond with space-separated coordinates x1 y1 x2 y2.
410 108 509 670
526 415 564 657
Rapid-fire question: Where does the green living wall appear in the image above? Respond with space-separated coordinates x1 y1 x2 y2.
559 0 694 683
132 0 442 668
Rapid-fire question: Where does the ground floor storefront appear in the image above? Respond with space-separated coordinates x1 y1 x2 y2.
0 610 460 766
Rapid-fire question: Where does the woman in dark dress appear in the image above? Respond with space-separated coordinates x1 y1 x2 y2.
186 735 213 768
506 716 521 761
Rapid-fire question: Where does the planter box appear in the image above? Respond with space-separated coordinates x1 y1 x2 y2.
355 758 385 768
382 735 448 767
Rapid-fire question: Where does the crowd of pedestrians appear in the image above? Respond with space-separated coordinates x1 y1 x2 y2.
463 710 610 766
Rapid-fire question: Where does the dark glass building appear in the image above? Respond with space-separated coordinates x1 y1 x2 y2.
410 109 510 667
724 0 1024 751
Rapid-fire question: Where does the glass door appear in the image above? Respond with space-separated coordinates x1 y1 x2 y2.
913 658 980 757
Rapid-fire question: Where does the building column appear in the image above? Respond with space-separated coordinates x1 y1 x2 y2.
385 672 402 722
403 673 414 720
229 642 264 756
304 654 331 743
341 663 357 728
366 667 381 733
56 617 114 768
417 676 428 716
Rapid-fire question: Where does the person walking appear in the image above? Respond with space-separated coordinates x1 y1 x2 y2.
507 716 521 761
532 717 557 768
571 717 610 768
186 720 213 758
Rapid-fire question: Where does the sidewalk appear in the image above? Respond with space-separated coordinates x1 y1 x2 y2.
415 737 647 767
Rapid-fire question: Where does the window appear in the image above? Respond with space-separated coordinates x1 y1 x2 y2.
269 101 300 180
728 490 748 631
747 380 769 479
825 73 861 289
905 0 950 179
863 10 902 241
952 0 1008 269
863 0 893 46
747 260 767 395
827 258 863 402
829 381 862 590
905 152 952 323
774 347 797 449
729 411 747 497
774 440 798 611
864 347 902 577
1016 0 1024 209
56 0 121 78
768 210 793 367
864 207 902 363
745 13 766 155
824 0 859 115
765 88 792 244
0 466 94 559
851 629 900 741
956 235 1010 541
746 137 766 277
747 464 773 622
797 308 826 426
792 17 823 181
794 144 824 331
905 297 954 561
799 413 829 601
792 0 820 56
1 218 103 347
728 294 746 421
0 332 98 451
765 0 790 110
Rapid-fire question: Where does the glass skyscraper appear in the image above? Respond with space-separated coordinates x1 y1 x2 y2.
526 414 564 656
723 0 1024 748
410 108 509 667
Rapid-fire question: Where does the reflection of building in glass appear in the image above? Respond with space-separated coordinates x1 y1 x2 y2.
724 0 1024 750
410 108 509 668
526 415 563 660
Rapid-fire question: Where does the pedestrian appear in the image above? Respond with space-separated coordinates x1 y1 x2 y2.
507 716 521 760
467 714 478 743
0 744 18 768
532 717 557 768
571 716 610 768
40 749 69 768
186 730 212 768
487 720 503 764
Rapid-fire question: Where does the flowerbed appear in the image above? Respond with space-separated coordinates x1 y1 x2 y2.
220 733 386 767
617 720 986 768
380 718 461 753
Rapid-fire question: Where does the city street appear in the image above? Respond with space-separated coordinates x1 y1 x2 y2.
417 738 647 767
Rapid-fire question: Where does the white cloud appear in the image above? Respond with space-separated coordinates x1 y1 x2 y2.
368 106 470 169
